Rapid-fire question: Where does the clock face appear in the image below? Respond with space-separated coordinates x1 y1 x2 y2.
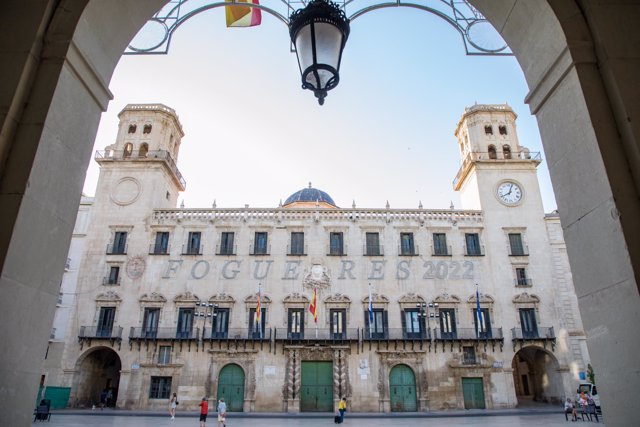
497 181 523 205
126 256 146 279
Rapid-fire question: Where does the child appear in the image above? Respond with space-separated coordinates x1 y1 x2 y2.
199 397 209 427
217 397 227 427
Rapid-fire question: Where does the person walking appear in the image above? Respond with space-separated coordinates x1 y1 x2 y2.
217 397 227 427
199 397 209 427
169 392 178 420
338 397 347 423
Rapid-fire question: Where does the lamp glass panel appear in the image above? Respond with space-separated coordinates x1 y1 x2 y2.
294 26 314 75
312 22 343 68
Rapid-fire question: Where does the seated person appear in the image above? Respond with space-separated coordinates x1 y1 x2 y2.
565 398 578 421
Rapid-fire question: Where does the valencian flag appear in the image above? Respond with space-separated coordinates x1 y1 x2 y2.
255 283 262 325
225 0 262 27
309 288 318 323
475 284 483 337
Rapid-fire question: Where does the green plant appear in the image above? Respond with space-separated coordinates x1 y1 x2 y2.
587 363 595 385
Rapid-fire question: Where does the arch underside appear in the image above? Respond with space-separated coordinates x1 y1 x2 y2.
126 0 510 55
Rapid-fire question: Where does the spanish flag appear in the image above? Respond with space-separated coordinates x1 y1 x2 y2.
255 284 261 324
309 288 318 323
225 0 262 27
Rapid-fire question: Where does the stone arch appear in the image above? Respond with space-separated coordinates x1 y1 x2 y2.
71 346 122 408
511 345 565 406
2 2 640 424
138 142 149 157
488 144 497 159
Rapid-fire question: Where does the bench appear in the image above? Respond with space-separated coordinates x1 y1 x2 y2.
33 405 51 422
564 404 599 422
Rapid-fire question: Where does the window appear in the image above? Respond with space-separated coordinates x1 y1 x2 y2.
462 346 476 365
153 232 169 254
402 309 424 338
143 124 152 134
400 233 415 256
330 309 346 340
488 145 497 159
365 309 387 339
143 308 160 338
474 308 492 338
465 233 482 256
439 309 457 339
484 125 493 135
107 266 120 285
212 308 229 338
289 232 305 255
365 232 381 256
110 231 127 254
433 233 449 256
503 144 512 159
288 308 304 339
158 346 171 364
499 125 508 135
123 142 133 157
516 268 530 286
219 232 235 255
139 143 149 157
508 233 526 256
185 232 201 255
329 232 344 255
253 232 268 255
149 376 172 399
128 124 136 134
176 308 194 339
249 307 266 339
97 307 115 337
519 308 538 339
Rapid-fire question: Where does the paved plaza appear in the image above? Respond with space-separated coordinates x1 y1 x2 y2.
33 413 604 426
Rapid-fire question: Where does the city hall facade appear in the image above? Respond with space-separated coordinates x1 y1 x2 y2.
45 103 590 412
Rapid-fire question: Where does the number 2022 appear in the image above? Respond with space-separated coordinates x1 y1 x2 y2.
422 261 474 280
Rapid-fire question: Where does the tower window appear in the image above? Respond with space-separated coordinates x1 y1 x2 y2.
484 125 493 135
143 124 152 134
128 124 136 134
503 145 512 159
139 143 148 157
499 125 508 135
488 145 497 159
123 143 133 158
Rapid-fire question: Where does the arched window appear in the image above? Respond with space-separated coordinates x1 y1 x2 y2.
503 144 512 159
123 143 133 158
484 125 493 135
488 145 497 159
139 143 148 157
499 125 508 135
143 124 152 134
127 124 136 134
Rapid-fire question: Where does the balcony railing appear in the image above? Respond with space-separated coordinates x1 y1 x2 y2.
250 243 270 256
453 150 541 188
203 327 271 341
286 244 307 256
327 244 347 256
106 243 127 255
149 244 170 255
274 328 359 342
508 245 529 256
515 278 533 287
363 244 384 256
433 327 503 341
102 276 121 286
216 243 237 256
511 326 555 341
95 149 186 189
129 327 200 340
182 244 203 255
464 244 485 256
362 328 430 341
398 244 419 256
78 326 123 340
432 245 452 256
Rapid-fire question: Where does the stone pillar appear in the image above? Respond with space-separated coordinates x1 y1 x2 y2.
285 349 300 413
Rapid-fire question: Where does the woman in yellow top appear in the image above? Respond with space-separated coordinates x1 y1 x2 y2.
338 397 347 423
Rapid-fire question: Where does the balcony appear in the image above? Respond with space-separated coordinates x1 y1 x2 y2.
216 243 237 256
511 326 556 351
182 244 203 255
203 327 272 351
362 328 430 342
453 150 541 190
327 244 347 256
106 243 127 255
398 244 419 256
508 245 529 256
274 328 359 344
78 326 123 349
129 327 200 350
433 327 504 351
250 243 270 256
286 244 307 256
102 276 121 286
149 244 170 255
95 149 186 190
431 245 452 256
363 244 384 256
464 244 485 256
515 278 533 287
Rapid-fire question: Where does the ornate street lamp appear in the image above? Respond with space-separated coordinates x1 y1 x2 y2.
289 0 350 105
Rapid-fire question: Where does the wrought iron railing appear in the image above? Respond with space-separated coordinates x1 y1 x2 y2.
363 244 384 256
149 243 170 255
102 276 120 286
431 244 452 256
274 328 359 341
95 150 186 189
515 278 533 287
362 328 430 341
106 243 127 255
511 326 555 340
216 243 237 256
129 327 200 340
433 327 503 340
327 244 348 256
464 244 485 256
181 244 203 255
398 244 419 256
79 326 123 340
203 327 271 341
508 244 529 256
286 243 307 256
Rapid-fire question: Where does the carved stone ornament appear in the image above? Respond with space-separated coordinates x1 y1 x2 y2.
398 293 425 304
244 293 272 305
433 293 461 304
362 293 390 304
302 264 331 290
512 292 540 304
96 291 122 302
174 291 199 303
139 292 167 303
210 293 235 304
324 293 351 304
467 293 495 304
283 293 310 304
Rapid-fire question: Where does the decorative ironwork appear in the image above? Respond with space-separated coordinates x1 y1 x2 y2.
126 0 511 56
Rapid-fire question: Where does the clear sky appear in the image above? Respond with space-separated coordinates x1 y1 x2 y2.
85 4 557 212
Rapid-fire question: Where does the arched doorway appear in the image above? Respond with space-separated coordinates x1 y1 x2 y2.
216 364 245 412
73 347 121 408
389 364 417 412
511 346 563 406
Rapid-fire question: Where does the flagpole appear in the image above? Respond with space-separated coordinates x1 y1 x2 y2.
368 283 373 339
315 288 318 339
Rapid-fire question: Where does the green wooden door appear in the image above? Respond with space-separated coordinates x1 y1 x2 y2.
389 364 417 412
217 364 245 412
300 361 333 412
462 377 485 409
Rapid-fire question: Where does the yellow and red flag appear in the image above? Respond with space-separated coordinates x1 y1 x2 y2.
255 284 261 324
225 0 262 27
309 288 318 323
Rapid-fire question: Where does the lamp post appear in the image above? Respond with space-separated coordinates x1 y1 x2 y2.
289 0 350 105
195 301 217 339
417 301 439 338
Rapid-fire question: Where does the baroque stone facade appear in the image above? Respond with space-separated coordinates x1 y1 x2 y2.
43 103 591 412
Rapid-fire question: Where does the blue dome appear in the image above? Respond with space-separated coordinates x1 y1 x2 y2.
284 184 336 207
